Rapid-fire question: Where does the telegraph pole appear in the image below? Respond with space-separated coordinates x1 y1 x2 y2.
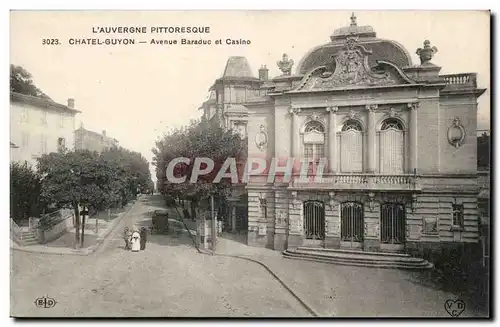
211 194 216 253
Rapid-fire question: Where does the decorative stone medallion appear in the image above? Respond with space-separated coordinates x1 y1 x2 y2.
447 117 466 148
255 125 268 151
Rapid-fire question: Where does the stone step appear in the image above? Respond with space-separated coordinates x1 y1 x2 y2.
23 240 39 246
21 234 37 240
283 250 434 270
296 246 411 258
285 250 430 267
283 253 434 270
293 249 423 263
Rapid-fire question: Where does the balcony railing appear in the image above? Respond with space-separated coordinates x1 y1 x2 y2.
441 73 477 90
289 173 420 191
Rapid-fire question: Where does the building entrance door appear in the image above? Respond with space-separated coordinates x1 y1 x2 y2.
340 202 364 249
302 201 325 247
380 203 405 252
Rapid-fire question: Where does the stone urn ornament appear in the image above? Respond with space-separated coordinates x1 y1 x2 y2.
416 40 438 65
277 53 294 75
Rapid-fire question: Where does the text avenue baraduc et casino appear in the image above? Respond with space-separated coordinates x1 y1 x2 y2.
67 26 251 46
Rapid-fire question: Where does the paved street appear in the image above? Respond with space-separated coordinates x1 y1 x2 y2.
11 195 487 318
10 195 310 317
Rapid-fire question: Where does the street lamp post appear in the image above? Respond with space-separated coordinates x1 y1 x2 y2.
211 194 216 253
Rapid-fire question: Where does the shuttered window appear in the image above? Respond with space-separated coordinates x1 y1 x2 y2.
341 120 363 172
379 119 404 174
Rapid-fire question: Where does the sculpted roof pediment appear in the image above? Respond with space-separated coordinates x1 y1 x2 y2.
291 35 416 93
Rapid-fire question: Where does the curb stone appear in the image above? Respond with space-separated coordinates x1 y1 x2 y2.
172 210 320 317
196 248 319 317
217 253 320 317
11 202 136 257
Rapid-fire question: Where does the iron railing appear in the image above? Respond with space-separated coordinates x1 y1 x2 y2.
10 218 23 243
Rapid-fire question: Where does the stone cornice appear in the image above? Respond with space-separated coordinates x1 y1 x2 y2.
288 98 419 109
282 83 427 96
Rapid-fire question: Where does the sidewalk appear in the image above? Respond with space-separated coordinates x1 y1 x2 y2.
213 236 485 317
11 202 135 256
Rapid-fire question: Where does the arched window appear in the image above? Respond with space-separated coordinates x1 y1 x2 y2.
305 121 325 133
303 121 325 164
342 120 363 132
379 118 405 173
381 119 404 131
340 119 363 172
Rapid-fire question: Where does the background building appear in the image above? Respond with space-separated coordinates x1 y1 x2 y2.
74 125 119 153
10 92 80 167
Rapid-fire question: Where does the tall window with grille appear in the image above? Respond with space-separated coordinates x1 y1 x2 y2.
452 202 464 229
302 121 325 174
379 118 405 173
340 119 363 172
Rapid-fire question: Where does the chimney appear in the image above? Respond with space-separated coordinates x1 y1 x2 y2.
67 98 75 109
258 65 269 81
102 130 106 137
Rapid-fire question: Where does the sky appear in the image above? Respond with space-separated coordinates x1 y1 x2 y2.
10 10 490 182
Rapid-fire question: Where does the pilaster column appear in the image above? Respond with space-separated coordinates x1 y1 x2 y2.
326 106 339 173
366 104 378 173
289 106 301 160
408 102 419 172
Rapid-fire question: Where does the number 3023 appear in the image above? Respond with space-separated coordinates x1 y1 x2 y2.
42 39 60 45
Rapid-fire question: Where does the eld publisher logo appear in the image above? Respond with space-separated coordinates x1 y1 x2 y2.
34 296 57 309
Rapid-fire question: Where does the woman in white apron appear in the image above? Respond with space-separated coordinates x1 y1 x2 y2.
130 230 141 252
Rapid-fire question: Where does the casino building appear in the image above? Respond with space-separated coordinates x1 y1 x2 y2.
199 14 486 257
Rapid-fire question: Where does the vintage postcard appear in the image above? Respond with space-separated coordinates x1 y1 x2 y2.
9 10 490 318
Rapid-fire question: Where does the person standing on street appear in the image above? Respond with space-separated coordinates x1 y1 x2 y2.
123 227 131 250
140 227 147 250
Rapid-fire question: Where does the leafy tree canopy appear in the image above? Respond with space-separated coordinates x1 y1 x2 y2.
152 119 245 204
10 64 52 100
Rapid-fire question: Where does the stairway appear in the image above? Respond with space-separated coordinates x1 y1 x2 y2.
20 230 39 246
283 247 434 270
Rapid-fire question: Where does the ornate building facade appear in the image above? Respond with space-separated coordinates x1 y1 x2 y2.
201 15 486 254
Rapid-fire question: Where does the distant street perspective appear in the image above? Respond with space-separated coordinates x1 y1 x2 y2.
10 11 490 318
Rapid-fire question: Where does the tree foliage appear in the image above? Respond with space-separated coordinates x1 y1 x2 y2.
37 148 152 247
152 118 245 211
10 162 44 223
477 133 490 170
10 64 52 100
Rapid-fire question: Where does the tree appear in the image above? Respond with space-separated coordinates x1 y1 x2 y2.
152 118 245 216
37 150 122 248
100 146 152 205
10 64 52 100
477 132 490 170
10 162 44 223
